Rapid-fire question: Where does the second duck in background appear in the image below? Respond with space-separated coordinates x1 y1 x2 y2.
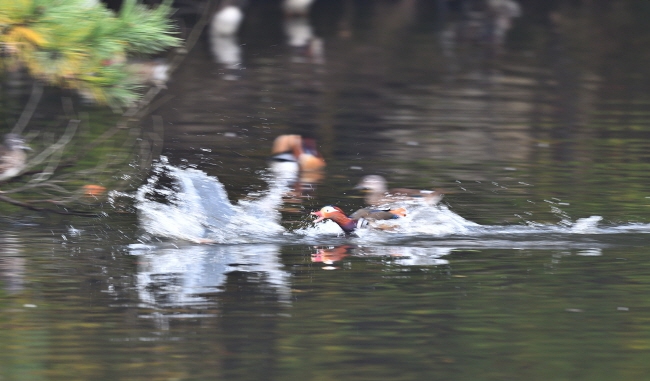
354 175 444 207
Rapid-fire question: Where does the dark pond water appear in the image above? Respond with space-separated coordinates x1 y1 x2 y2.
3 0 650 380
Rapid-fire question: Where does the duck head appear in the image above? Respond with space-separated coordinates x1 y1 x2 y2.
354 175 387 193
311 205 364 234
4 134 31 151
311 205 345 223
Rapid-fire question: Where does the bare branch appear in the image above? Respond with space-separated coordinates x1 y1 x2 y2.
26 119 79 170
133 93 175 122
4 119 80 193
12 81 43 135
0 193 98 216
61 97 76 119
167 0 215 74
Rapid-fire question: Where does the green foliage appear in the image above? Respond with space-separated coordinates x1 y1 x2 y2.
0 0 180 107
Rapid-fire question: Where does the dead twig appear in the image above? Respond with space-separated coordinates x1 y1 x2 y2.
11 81 43 136
0 193 99 216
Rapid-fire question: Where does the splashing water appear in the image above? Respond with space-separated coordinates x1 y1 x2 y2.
135 158 288 244
570 216 603 234
132 160 650 248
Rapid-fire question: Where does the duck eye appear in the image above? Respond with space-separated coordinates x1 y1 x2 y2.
322 206 335 213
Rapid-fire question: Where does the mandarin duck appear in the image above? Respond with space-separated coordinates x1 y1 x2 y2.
0 134 30 182
354 175 444 206
311 205 406 235
269 134 326 180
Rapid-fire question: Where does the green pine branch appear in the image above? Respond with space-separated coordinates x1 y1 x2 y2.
0 0 181 107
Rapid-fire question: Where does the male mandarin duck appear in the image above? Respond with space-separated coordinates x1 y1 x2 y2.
270 134 325 170
311 205 406 235
269 134 326 179
354 175 444 206
270 134 326 211
0 134 31 182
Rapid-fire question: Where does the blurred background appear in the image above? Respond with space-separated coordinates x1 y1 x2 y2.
126 0 650 224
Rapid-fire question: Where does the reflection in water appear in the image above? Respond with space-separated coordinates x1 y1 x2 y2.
439 0 521 66
129 243 290 308
311 245 451 266
311 244 352 263
209 1 246 79
209 33 242 72
0 234 25 294
358 245 452 266
282 0 314 17
354 174 445 207
486 0 521 50
209 0 322 79
129 240 453 312
283 15 324 64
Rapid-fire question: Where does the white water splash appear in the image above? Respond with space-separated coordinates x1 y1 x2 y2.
391 204 480 235
295 202 480 242
135 158 288 244
570 216 603 234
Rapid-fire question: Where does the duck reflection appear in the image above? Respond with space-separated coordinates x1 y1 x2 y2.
0 234 25 294
311 245 353 263
209 0 323 79
283 0 325 64
310 245 452 267
209 0 247 79
129 243 290 308
437 0 521 81
282 0 314 17
485 0 521 49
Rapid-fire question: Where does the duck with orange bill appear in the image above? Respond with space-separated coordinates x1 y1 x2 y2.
354 175 444 206
0 134 31 182
269 134 325 173
269 134 326 206
310 205 406 235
